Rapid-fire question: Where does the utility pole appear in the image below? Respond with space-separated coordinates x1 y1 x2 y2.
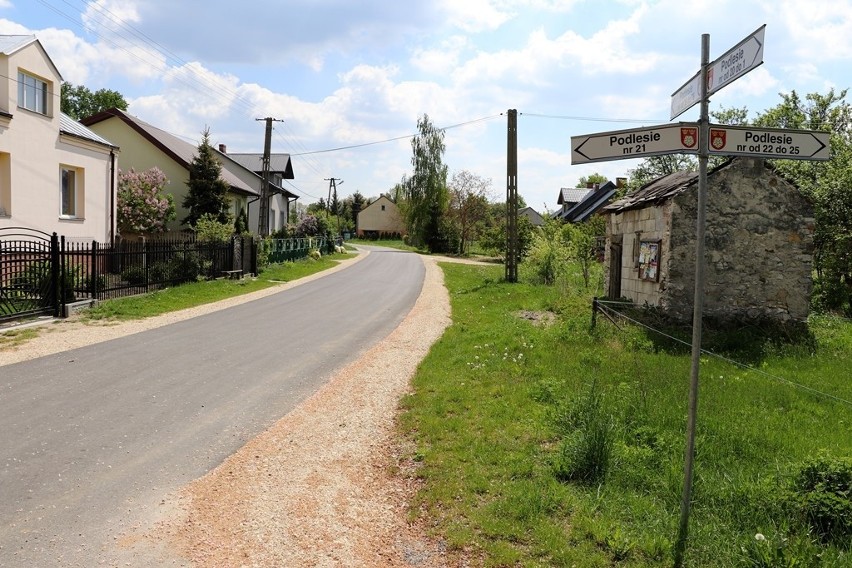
255 117 284 236
324 177 343 220
505 109 519 283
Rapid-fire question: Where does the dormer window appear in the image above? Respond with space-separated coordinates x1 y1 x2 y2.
18 71 48 115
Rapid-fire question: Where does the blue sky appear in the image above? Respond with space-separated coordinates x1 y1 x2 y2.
4 0 852 212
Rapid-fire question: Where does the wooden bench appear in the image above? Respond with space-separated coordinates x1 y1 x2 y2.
222 269 243 280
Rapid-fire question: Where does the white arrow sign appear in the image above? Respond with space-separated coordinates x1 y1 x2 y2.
671 25 766 120
707 125 830 160
571 123 699 164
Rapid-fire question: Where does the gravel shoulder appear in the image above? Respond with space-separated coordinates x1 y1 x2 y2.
2 249 474 566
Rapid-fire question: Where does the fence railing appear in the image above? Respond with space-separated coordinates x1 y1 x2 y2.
265 237 328 263
2 230 336 322
62 236 242 301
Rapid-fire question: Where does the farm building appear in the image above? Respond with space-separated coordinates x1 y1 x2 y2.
602 157 814 324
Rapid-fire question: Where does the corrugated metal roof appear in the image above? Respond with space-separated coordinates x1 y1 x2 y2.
59 113 117 148
603 170 698 213
0 35 36 55
559 187 594 205
227 153 294 178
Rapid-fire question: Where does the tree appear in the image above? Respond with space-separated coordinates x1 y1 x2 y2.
710 105 749 125
182 128 231 227
448 170 493 255
577 173 608 188
404 114 449 252
626 154 697 190
60 82 128 120
562 216 605 288
116 167 175 234
752 89 852 314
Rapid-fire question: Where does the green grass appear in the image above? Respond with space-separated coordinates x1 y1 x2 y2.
348 237 420 252
79 251 354 321
398 262 852 567
0 326 42 349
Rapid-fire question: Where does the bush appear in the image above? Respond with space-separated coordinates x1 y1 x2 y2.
120 265 146 286
195 213 234 243
13 260 77 303
787 453 852 544
168 250 203 283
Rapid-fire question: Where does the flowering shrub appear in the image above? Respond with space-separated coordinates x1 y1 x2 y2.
117 167 175 234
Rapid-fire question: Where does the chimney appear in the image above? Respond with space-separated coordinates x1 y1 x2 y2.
586 182 594 188
218 144 227 154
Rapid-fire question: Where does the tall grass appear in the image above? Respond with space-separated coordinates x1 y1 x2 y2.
398 262 852 567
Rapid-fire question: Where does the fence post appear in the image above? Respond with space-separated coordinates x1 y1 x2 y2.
591 296 598 329
91 240 99 299
51 233 61 317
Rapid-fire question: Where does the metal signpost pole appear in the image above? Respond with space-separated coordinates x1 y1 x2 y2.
674 33 710 568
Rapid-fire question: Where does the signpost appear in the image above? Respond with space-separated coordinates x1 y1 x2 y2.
670 25 766 120
571 123 698 164
567 23 831 566
707 125 829 160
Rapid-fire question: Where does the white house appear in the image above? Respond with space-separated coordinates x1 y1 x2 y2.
82 108 263 235
224 148 299 234
0 35 118 242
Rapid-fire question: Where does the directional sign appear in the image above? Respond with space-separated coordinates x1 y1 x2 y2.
707 125 830 160
671 25 766 120
571 123 699 164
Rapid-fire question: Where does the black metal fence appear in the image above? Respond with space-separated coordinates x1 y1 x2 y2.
0 228 61 321
63 236 245 302
1 227 344 323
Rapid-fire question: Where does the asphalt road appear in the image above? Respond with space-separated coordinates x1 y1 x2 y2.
0 246 425 567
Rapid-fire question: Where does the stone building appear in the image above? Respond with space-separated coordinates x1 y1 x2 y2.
602 157 814 323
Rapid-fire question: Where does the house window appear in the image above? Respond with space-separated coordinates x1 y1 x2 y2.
60 166 84 219
18 71 49 115
381 204 386 211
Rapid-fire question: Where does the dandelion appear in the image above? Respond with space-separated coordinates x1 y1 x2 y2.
754 533 765 541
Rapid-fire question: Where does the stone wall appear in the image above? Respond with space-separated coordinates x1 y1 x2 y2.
604 203 672 307
667 158 814 323
605 158 814 324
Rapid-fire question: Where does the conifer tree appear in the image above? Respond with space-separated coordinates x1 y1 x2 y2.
183 128 231 227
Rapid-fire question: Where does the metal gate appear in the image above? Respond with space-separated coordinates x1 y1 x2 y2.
0 227 62 322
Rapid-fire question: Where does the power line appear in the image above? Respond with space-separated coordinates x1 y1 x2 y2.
291 114 504 156
522 112 669 124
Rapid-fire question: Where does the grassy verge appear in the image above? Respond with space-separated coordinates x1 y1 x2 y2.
81 251 355 321
399 262 852 567
348 238 420 252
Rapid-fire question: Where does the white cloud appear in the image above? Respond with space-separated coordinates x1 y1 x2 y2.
0 18 30 35
82 0 141 31
411 35 471 75
441 0 514 32
776 0 852 60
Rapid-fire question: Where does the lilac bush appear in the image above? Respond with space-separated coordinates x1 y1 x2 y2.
117 167 175 234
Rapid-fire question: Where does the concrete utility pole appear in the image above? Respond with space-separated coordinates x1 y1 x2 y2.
256 117 283 236
505 109 519 283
